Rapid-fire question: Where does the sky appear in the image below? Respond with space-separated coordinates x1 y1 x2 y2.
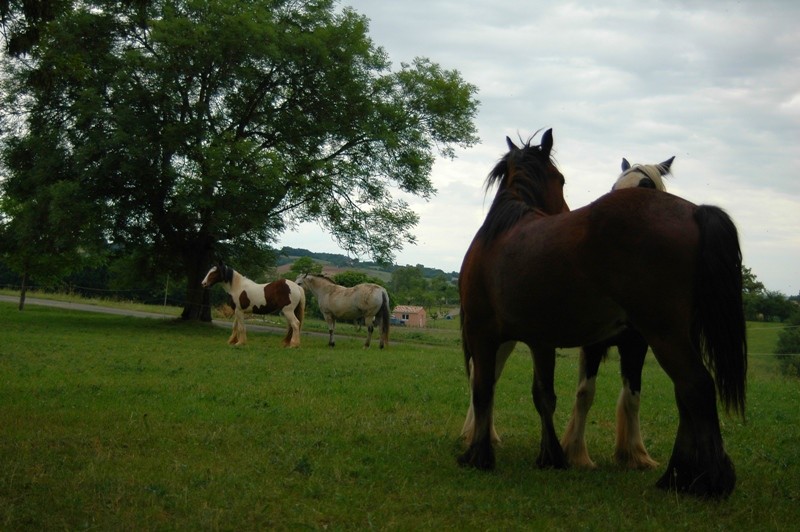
278 0 800 296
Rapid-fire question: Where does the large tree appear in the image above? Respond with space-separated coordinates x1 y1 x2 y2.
0 0 479 320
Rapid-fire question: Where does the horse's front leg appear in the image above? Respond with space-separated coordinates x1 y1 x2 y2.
531 346 568 469
232 310 247 346
458 335 501 470
615 328 657 469
461 341 515 445
228 310 240 345
561 343 604 469
325 315 336 348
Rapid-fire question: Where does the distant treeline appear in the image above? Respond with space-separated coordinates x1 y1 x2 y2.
277 247 458 280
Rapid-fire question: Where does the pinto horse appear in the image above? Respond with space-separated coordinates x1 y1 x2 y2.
296 274 390 349
201 262 305 347
458 130 746 498
562 156 675 471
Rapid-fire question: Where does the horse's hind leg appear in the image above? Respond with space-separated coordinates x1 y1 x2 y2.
364 318 374 348
651 338 735 498
561 343 605 469
282 306 301 348
531 346 568 469
461 341 515 444
615 328 657 469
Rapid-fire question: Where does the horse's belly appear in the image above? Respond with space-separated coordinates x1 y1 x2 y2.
496 290 627 348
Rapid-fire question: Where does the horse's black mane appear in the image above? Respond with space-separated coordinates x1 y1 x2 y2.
479 136 556 242
218 262 234 284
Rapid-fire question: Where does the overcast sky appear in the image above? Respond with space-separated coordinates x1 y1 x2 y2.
278 0 800 295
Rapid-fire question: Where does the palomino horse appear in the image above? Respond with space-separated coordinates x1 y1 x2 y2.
458 129 746 498
562 156 675 471
296 274 390 349
201 262 305 347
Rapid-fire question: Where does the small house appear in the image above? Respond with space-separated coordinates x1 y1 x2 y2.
392 305 427 328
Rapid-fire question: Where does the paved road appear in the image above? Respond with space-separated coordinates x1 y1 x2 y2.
0 294 289 336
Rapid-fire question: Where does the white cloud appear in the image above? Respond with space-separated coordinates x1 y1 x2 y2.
279 0 800 295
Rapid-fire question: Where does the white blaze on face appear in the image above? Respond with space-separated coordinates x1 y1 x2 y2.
201 266 219 288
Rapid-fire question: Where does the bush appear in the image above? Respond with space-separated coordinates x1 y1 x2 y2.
775 310 800 377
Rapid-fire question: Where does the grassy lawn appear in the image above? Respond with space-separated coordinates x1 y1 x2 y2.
1 300 798 529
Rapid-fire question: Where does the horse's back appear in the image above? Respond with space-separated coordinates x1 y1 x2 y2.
321 282 386 320
580 188 699 306
579 188 702 337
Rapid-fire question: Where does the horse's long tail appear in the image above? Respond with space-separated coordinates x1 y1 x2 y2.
693 205 747 417
380 289 390 347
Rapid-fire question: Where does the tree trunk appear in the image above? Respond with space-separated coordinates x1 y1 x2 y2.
18 270 28 311
180 249 213 322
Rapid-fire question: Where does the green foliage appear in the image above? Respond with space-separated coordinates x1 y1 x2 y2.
288 256 324 278
1 301 799 529
333 270 381 288
741 267 794 322
776 309 800 377
0 0 480 319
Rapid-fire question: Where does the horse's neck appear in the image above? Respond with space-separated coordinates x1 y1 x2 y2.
225 271 251 294
310 277 335 297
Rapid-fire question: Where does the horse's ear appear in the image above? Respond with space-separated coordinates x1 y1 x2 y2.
540 129 553 156
506 136 518 151
658 156 675 175
621 158 631 172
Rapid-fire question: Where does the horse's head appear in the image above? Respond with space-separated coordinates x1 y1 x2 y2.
613 156 674 191
487 129 568 216
478 129 568 242
201 262 233 288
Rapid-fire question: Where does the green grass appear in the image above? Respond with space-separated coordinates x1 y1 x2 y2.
1 301 798 530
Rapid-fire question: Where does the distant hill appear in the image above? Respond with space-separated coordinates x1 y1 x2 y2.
276 246 458 281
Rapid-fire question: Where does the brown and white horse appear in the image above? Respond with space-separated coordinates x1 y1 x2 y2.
201 262 305 347
561 156 674 471
295 274 390 349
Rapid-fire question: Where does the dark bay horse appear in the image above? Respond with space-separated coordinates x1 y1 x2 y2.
458 129 746 498
201 263 306 347
562 156 674 471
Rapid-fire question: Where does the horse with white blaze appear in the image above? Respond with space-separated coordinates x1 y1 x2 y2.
201 262 305 347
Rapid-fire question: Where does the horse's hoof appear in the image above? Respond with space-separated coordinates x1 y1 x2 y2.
458 441 495 470
615 449 658 470
656 462 735 499
536 444 569 469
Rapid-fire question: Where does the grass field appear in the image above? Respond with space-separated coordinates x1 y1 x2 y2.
1 299 798 530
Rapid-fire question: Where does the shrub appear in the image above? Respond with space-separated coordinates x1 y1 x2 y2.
775 309 800 377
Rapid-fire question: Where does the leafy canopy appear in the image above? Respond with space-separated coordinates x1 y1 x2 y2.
1 0 480 318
